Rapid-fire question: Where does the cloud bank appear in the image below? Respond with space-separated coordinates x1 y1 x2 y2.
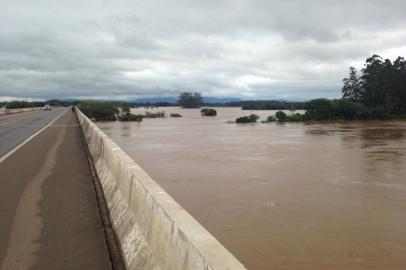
1 0 406 100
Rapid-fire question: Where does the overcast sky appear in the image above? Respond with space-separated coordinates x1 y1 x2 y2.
1 0 406 101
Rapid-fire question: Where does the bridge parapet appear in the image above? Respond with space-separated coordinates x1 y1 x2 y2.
76 108 247 270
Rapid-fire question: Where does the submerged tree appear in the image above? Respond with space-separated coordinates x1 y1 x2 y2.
178 92 203 108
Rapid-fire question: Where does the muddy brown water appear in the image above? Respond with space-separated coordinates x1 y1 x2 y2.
97 107 406 270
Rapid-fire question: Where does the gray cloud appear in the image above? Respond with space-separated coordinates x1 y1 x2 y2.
1 0 406 100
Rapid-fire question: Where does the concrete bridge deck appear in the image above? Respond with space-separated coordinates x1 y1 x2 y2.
0 109 112 270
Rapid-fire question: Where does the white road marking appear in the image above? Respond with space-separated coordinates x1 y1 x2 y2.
0 109 68 164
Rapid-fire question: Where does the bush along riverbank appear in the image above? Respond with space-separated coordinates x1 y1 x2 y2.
261 98 406 124
77 101 171 122
78 101 120 121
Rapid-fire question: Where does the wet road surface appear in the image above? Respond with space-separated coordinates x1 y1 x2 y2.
0 110 112 270
0 108 66 157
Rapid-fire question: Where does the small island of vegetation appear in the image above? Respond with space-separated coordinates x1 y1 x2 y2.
236 114 260 123
143 111 165 118
201 108 217 116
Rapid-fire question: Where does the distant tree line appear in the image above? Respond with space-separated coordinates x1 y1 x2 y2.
5 101 45 109
237 100 305 110
264 54 406 122
130 102 176 107
3 99 75 109
342 54 406 115
234 54 406 123
235 54 405 118
264 99 376 122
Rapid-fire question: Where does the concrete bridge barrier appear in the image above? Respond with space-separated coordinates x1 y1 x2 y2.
76 108 247 270
0 107 43 115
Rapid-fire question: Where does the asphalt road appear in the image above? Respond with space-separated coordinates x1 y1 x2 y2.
0 108 67 157
0 110 112 270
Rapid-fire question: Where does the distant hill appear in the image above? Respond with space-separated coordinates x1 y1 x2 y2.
203 97 241 104
129 97 242 104
129 97 178 104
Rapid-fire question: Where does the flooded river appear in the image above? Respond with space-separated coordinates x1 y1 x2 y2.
97 107 406 270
